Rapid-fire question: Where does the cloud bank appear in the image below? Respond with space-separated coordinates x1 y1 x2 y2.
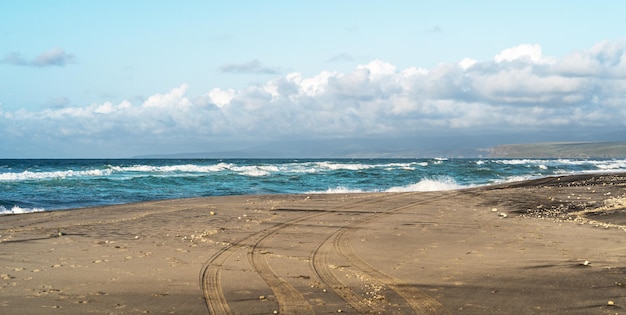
2 40 626 157
1 48 77 67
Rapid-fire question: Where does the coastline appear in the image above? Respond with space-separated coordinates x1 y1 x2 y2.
1 173 625 314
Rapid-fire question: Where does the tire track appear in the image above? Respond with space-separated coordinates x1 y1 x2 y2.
200 195 390 314
334 216 451 314
311 193 453 314
200 211 326 314
201 193 453 314
311 220 383 314
248 230 316 314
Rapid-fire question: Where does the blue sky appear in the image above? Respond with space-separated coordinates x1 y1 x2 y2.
2 1 626 157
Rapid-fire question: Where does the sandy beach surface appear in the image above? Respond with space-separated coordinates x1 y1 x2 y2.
1 173 625 314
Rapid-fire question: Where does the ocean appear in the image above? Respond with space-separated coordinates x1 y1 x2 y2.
2 158 626 214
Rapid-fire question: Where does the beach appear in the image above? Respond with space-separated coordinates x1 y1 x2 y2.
1 173 625 314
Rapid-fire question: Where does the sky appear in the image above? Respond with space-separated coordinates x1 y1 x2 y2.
1 0 626 158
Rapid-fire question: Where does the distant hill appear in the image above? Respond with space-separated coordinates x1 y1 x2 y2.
134 139 626 160
488 142 626 158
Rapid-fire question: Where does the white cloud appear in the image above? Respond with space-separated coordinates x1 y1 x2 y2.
3 40 626 156
494 44 545 63
356 59 396 80
458 58 477 69
142 84 191 109
207 88 236 107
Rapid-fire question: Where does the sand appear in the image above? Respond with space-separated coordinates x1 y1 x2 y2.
1 173 625 314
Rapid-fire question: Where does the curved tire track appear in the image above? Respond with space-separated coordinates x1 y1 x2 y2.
201 193 454 314
200 211 325 314
311 193 453 314
247 219 318 314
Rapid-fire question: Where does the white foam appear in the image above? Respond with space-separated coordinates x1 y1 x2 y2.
494 159 545 165
594 159 626 170
0 169 112 181
491 175 539 185
232 165 275 177
309 161 435 172
0 205 45 215
111 163 234 173
309 186 365 194
308 177 466 194
103 160 440 178
312 161 375 171
386 177 464 192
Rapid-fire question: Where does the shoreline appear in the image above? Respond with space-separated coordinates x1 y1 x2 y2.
5 171 626 216
1 173 625 314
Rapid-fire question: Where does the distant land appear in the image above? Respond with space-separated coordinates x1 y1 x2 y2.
487 142 626 158
135 140 626 159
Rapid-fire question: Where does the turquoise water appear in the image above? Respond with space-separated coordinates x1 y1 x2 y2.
2 158 625 214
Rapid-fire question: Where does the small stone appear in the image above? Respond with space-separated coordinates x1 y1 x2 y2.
209 211 215 215
337 309 343 313
608 300 615 306
583 260 590 266
259 295 265 300
491 208 498 212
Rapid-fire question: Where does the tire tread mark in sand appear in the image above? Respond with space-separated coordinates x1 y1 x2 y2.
309 197 400 314
312 193 453 314
334 216 450 314
200 212 325 315
200 242 235 315
311 217 384 314
248 224 316 314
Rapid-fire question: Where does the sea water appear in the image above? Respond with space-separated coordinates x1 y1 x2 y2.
2 158 626 214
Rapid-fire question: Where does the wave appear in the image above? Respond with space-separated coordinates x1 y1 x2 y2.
386 177 465 192
4 158 626 183
310 186 366 194
110 163 234 173
1 159 449 182
309 177 466 194
0 205 45 215
0 169 113 181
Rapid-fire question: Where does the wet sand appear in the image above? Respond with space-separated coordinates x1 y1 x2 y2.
1 173 625 314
